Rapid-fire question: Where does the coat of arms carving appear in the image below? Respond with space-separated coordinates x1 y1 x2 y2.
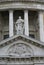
8 43 33 57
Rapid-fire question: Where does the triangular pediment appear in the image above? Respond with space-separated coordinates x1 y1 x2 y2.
0 35 44 64
0 34 44 48
0 34 44 58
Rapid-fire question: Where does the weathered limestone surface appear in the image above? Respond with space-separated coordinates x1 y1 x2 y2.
0 0 44 65
0 35 44 64
0 0 44 3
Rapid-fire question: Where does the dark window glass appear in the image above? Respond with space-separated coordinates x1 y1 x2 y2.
29 34 35 38
4 34 9 39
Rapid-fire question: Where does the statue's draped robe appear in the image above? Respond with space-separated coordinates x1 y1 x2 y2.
15 18 24 34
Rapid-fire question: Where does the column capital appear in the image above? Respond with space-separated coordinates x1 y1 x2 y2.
9 9 14 11
38 10 44 15
24 9 28 12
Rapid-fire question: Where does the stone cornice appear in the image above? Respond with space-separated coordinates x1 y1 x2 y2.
0 2 44 11
0 0 44 4
0 55 44 58
0 34 44 48
0 56 44 64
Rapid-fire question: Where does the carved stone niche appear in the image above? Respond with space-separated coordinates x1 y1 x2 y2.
7 43 33 57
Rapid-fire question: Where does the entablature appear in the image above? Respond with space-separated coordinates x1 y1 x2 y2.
0 2 44 11
0 0 44 3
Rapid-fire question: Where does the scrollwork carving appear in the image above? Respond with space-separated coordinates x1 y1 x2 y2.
8 43 33 57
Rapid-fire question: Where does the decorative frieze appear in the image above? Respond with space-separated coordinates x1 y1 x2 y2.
0 57 44 64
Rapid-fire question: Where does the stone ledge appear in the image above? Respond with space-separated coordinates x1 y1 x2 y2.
0 0 44 3
0 34 44 48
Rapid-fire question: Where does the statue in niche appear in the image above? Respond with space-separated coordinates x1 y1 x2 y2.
15 16 24 35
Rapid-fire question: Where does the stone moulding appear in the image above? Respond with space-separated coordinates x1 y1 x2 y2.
0 2 44 11
0 0 44 3
0 56 44 64
0 35 44 48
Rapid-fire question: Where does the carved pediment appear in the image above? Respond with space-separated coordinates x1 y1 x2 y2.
7 43 33 57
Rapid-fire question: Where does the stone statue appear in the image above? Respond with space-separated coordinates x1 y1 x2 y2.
15 16 24 35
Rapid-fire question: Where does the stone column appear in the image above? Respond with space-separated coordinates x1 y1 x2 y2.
9 10 14 37
39 11 44 42
24 10 29 36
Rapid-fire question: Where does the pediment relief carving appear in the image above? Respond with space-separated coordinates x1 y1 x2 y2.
7 43 33 57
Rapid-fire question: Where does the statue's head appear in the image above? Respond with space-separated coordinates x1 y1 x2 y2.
19 16 21 19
